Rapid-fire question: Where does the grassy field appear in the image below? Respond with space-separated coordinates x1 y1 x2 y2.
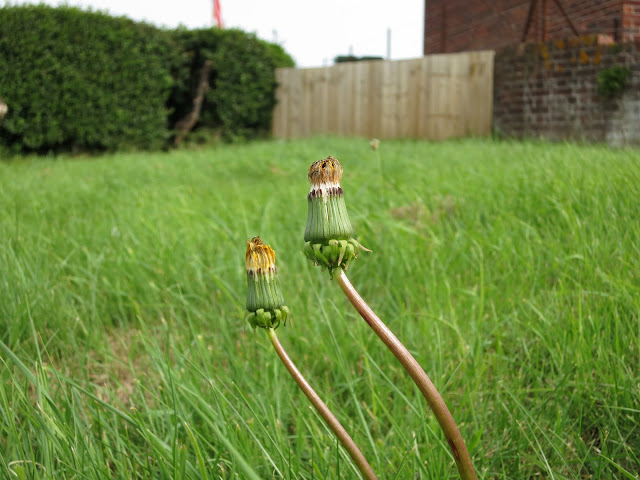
1 137 639 479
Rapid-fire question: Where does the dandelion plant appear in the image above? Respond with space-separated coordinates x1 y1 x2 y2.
303 156 371 272
303 157 477 480
244 236 378 480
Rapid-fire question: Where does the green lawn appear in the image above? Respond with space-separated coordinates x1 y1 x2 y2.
1 138 639 479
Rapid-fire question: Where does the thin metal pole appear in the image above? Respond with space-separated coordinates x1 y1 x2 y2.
542 0 548 42
522 0 538 42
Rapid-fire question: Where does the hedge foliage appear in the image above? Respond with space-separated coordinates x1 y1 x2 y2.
169 28 294 141
0 5 294 153
0 5 179 153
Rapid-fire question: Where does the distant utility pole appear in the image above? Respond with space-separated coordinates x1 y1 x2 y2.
386 28 391 59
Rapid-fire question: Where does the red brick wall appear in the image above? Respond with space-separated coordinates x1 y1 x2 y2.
623 1 640 41
493 36 640 145
424 0 633 54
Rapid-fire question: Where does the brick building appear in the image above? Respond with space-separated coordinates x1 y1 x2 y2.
424 0 640 54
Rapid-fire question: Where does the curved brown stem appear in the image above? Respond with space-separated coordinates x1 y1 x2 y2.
266 328 378 480
336 270 477 480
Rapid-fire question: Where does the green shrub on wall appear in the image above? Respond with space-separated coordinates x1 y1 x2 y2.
169 28 294 141
0 5 179 153
597 65 632 99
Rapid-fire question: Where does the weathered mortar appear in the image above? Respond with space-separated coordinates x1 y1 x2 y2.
493 35 640 145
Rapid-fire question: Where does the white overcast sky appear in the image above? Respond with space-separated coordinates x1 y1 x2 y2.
1 0 425 67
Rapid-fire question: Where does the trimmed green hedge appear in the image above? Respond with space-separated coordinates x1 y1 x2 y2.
169 28 294 141
0 5 179 153
0 5 294 154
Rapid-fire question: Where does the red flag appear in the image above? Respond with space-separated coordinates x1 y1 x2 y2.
213 0 223 28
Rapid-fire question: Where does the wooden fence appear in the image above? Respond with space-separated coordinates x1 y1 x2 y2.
272 51 495 140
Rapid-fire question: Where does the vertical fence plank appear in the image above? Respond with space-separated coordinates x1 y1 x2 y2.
272 51 494 140
393 59 411 138
407 59 422 138
336 63 353 136
379 59 395 138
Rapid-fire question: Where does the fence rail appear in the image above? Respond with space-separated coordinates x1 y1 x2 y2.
272 51 495 140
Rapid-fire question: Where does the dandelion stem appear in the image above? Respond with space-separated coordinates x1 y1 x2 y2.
335 269 477 480
266 328 378 480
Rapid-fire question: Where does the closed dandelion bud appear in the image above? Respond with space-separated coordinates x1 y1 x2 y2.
303 156 370 274
245 237 290 329
304 156 354 244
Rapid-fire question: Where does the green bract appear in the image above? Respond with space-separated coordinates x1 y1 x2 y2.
245 307 291 330
304 187 354 243
246 269 284 312
303 238 369 273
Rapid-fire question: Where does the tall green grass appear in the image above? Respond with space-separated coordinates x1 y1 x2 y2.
1 138 638 478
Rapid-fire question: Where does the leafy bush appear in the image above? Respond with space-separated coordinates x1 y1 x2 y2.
169 28 294 141
167 28 221 131
0 5 179 153
0 5 294 153
597 65 632 99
